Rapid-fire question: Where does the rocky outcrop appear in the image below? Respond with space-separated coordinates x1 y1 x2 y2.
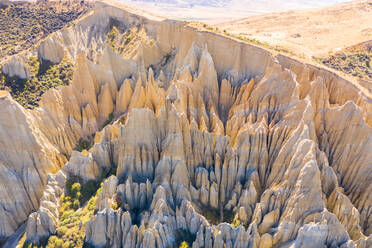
2 56 30 79
0 1 371 247
63 151 101 182
37 38 65 64
0 91 64 244
25 171 66 245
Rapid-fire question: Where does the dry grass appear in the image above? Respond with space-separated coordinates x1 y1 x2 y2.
0 1 89 61
313 52 372 82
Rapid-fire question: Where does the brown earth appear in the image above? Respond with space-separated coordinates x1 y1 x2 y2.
218 0 372 57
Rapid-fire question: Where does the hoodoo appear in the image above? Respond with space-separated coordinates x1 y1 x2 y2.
0 1 371 248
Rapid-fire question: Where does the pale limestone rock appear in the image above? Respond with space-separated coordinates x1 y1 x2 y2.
25 171 66 245
328 187 365 240
0 2 371 247
355 235 372 248
98 83 114 124
63 151 100 182
0 92 63 243
99 45 137 85
258 208 279 234
259 233 273 248
116 79 133 115
38 38 65 64
2 56 30 79
95 176 119 211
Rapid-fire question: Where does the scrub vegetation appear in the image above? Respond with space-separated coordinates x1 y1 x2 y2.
0 56 74 109
0 1 89 59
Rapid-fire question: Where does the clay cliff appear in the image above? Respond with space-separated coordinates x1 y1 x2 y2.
0 1 371 248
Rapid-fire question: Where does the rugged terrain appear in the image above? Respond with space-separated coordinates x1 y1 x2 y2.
313 41 372 83
218 0 372 95
0 1 371 248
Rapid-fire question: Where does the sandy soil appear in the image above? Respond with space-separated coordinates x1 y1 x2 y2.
218 0 372 57
121 0 349 24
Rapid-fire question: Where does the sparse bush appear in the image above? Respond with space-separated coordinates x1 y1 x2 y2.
43 180 104 248
313 52 372 81
102 112 114 127
206 25 214 31
61 210 74 220
231 215 241 228
0 56 74 109
201 205 235 225
74 138 92 152
107 26 118 49
47 235 63 248
106 25 142 55
81 180 101 203
56 226 68 237
0 2 90 59
179 241 190 248
72 199 80 210
111 200 119 210
70 183 81 198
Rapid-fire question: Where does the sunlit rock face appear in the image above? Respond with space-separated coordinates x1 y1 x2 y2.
0 2 371 247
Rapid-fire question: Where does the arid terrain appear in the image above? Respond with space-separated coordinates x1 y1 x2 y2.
0 1 371 248
219 0 372 83
218 0 372 57
122 0 350 24
0 1 90 62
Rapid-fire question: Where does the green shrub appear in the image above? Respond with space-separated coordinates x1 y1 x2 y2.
179 241 190 248
62 242 70 248
66 176 101 205
56 226 68 237
70 183 81 198
61 210 74 220
201 205 235 225
0 2 90 58
48 235 64 248
72 199 80 210
313 52 371 81
22 178 104 247
231 215 241 229
44 181 103 248
102 112 114 127
106 25 142 55
0 56 74 109
81 180 101 203
107 26 118 49
111 200 119 210
74 138 92 152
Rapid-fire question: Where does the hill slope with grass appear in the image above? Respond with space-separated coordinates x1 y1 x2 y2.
0 1 90 62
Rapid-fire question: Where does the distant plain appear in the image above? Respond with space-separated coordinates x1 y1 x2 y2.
122 0 350 23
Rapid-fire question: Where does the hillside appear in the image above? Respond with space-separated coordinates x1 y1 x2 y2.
0 1 91 109
314 45 372 82
0 1 90 62
124 0 349 23
218 0 372 57
0 1 371 248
